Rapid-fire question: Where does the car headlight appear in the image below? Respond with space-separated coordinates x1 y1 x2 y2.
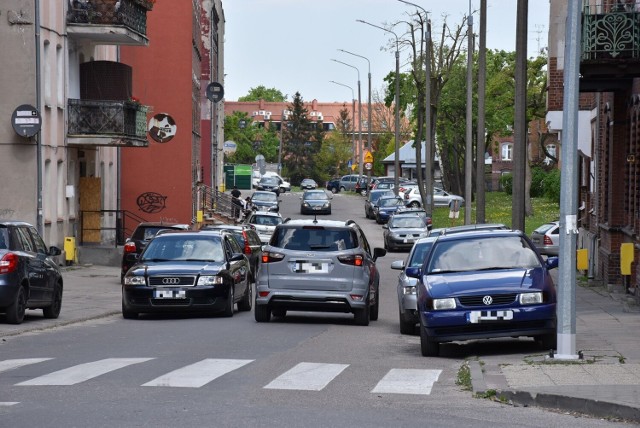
323 202 330 208
402 285 416 295
432 298 456 310
197 275 224 286
124 276 146 286
389 232 400 238
519 292 542 305
419 232 430 237
303 202 310 207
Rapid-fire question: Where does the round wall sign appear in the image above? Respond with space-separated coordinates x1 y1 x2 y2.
11 104 41 138
148 113 177 143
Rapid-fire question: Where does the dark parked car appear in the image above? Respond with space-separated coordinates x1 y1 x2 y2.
364 189 394 219
121 222 190 282
300 178 318 190
257 176 281 195
199 224 262 282
0 221 63 324
374 196 406 224
412 229 559 356
250 190 280 212
121 230 252 319
326 178 341 194
255 218 386 325
300 189 332 215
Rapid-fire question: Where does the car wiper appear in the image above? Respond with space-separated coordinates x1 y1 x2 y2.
142 258 170 262
184 258 218 262
475 266 510 271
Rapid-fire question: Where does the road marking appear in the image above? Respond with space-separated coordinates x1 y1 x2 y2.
264 362 349 391
371 368 442 395
16 358 153 386
142 358 254 388
0 402 19 406
0 358 52 374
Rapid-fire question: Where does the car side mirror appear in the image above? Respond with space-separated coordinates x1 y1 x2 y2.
405 267 421 278
125 253 139 263
373 247 386 260
230 253 245 262
390 260 405 270
546 256 559 269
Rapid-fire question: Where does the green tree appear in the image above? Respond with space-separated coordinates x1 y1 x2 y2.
238 86 287 102
223 111 280 164
282 92 323 184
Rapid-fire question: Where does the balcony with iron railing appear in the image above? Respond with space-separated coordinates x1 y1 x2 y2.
66 0 154 46
580 4 640 91
67 99 149 147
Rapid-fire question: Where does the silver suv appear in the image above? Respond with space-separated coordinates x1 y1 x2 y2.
255 218 386 325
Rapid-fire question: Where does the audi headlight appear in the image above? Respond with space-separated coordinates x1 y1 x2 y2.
432 298 456 310
519 292 542 305
124 276 146 286
198 275 224 286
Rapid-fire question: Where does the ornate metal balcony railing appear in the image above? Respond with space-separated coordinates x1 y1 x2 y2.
582 7 640 61
67 99 149 145
67 0 153 37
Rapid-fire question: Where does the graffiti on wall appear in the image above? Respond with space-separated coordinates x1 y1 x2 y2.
137 192 167 213
0 208 15 220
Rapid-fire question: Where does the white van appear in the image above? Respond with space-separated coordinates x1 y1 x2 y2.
262 171 291 193
252 170 262 188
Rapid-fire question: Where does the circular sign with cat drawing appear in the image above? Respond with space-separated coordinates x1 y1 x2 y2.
148 113 177 143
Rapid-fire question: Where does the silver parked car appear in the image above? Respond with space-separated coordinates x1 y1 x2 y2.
300 189 332 215
404 187 465 208
530 221 560 256
390 236 438 334
255 218 386 325
382 214 430 252
243 211 283 244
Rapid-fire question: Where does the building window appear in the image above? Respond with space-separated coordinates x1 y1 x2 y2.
501 143 513 161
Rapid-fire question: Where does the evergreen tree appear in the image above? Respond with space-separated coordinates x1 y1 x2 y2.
282 92 323 184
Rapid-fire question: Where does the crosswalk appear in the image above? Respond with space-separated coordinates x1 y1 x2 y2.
1 358 442 395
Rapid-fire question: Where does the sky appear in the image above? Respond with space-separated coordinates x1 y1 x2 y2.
222 0 550 103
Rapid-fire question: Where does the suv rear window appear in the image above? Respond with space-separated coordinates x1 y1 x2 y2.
271 226 357 251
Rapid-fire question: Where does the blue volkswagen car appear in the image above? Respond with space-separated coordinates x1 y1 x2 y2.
409 229 558 357
374 196 405 224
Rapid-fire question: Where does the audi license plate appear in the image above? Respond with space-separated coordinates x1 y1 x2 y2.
468 310 513 323
153 289 186 299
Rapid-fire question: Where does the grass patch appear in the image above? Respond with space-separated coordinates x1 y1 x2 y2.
431 192 559 235
456 361 472 391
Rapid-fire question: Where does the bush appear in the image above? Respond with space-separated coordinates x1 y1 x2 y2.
500 173 513 195
543 169 561 203
530 167 546 198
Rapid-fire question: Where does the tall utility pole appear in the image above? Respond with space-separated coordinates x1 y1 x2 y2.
357 20 401 196
475 0 487 223
398 0 433 214
556 0 581 360
465 1 474 224
329 80 357 168
331 59 363 177
512 0 528 232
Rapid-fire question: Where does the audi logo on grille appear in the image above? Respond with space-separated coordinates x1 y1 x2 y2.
482 295 493 305
162 278 181 285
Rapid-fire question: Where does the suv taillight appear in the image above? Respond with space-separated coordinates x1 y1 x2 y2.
0 252 18 274
242 231 252 255
261 251 285 263
124 242 137 253
337 254 363 266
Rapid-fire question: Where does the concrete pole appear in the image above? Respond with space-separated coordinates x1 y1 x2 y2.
465 3 473 224
512 0 528 232
475 0 487 223
555 0 581 360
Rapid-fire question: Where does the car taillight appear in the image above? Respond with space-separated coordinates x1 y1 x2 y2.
124 242 137 254
404 193 409 199
242 231 252 255
427 218 432 226
0 252 18 274
543 235 553 246
261 251 285 263
337 254 363 266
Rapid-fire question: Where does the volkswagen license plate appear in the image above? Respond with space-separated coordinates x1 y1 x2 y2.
154 289 186 299
468 310 513 323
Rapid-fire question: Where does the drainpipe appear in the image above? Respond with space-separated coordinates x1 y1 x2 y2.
35 0 43 235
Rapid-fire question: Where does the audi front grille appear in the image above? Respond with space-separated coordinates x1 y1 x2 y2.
149 276 197 287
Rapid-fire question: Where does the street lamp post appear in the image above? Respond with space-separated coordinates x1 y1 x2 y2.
329 80 357 171
465 0 474 224
338 49 372 182
357 19 401 195
331 59 363 178
397 0 432 213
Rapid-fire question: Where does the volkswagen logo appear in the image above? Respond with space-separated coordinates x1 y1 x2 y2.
162 277 181 285
482 295 493 305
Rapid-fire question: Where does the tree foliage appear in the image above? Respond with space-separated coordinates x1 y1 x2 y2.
223 111 279 164
238 85 287 102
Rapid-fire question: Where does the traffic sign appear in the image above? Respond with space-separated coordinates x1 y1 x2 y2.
206 82 224 103
364 151 373 163
12 104 41 138
365 162 373 170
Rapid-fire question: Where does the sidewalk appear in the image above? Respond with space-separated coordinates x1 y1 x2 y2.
471 281 640 423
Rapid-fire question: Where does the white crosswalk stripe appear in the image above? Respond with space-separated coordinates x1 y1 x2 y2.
16 358 154 386
371 368 442 395
264 362 349 391
0 358 52 374
0 402 19 406
142 358 254 388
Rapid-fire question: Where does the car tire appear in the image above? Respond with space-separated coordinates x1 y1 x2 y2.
222 286 234 317
370 291 379 321
279 187 286 194
254 303 271 322
420 319 439 356
399 311 415 335
360 190 368 197
121 297 138 320
43 282 62 319
237 281 252 312
6 285 27 325
354 302 370 326
331 187 337 194
410 201 421 208
340 186 346 192
536 333 557 351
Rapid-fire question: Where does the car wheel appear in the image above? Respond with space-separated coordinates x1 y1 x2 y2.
340 186 346 192
420 319 439 356
42 282 62 319
237 281 252 312
399 311 415 335
331 187 337 194
272 309 286 318
410 201 421 208
536 333 557 351
6 285 27 324
279 187 286 194
360 190 368 197
222 286 234 317
254 303 271 322
369 290 379 321
121 296 138 320
354 302 370 326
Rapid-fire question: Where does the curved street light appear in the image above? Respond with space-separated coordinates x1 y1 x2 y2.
356 19 401 195
329 80 357 171
331 58 363 177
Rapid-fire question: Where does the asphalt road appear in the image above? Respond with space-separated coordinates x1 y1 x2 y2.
0 190 620 427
